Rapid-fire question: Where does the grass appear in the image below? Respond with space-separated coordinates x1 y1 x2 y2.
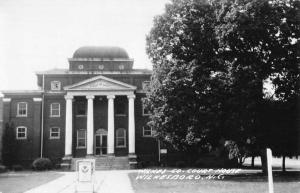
0 171 63 193
128 170 300 193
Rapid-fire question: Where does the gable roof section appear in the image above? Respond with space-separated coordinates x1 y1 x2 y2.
64 75 136 91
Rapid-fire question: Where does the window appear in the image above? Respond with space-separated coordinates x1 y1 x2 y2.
98 65 104 70
115 100 126 116
77 130 86 148
142 99 151 116
51 81 61 90
143 126 153 137
17 102 27 117
116 128 126 148
16 126 27 139
77 101 86 116
119 64 124 70
50 103 60 117
142 81 150 91
50 127 60 139
78 65 84 70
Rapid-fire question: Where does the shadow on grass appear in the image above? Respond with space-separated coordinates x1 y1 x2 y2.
221 171 300 182
129 170 300 193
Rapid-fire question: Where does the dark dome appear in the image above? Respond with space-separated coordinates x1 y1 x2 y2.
73 46 129 59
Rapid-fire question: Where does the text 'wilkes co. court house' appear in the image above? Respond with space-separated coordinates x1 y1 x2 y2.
1 46 158 169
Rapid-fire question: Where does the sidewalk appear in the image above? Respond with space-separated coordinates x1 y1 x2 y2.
24 170 135 193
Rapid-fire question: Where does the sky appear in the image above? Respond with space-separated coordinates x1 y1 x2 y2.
0 0 170 90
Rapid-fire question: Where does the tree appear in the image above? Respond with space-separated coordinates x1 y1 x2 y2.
214 0 300 171
146 0 299 167
2 122 17 168
146 0 226 159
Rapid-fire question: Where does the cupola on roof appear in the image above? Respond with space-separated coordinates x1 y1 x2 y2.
73 46 129 59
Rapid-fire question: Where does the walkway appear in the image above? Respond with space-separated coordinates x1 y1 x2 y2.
24 170 135 193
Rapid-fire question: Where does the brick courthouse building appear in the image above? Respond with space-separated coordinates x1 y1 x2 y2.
1 46 158 169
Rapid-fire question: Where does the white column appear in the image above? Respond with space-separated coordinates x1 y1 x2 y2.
107 95 115 155
64 95 73 157
86 95 95 156
128 94 136 154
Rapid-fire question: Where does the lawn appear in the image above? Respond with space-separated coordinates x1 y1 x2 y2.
0 171 64 193
128 170 300 193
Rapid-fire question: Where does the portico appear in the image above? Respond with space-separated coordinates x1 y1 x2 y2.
63 75 137 158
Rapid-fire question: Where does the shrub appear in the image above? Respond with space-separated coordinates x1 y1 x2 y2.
0 165 7 173
175 161 186 168
12 164 23 171
137 161 145 169
194 159 204 168
32 158 52 171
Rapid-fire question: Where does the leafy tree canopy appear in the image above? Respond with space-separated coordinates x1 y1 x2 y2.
146 0 299 156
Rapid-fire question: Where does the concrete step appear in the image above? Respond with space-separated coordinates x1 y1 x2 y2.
70 156 130 171
95 156 129 170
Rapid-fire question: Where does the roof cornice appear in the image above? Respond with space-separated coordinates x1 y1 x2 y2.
1 90 43 95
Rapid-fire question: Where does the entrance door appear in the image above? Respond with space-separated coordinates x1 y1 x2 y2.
95 134 107 155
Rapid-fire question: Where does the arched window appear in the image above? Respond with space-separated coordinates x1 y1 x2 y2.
116 128 126 148
98 65 104 70
78 65 84 70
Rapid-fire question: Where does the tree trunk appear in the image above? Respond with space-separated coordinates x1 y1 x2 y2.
260 149 267 174
251 156 255 168
282 155 286 172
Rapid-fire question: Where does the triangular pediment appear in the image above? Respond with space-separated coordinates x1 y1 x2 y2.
64 75 136 91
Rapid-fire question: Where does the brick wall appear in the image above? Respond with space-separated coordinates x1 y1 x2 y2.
2 95 42 166
1 73 159 165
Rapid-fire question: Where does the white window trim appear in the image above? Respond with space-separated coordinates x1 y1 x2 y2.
17 102 28 117
115 113 126 117
50 81 61 90
16 126 27 140
50 127 60 139
143 126 153 137
50 103 60 117
142 102 151 116
142 81 150 90
77 130 86 149
116 128 126 148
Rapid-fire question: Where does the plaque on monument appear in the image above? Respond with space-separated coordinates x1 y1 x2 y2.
78 161 93 182
76 159 95 193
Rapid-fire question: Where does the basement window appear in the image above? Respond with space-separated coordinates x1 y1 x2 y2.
50 127 60 139
16 126 27 140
